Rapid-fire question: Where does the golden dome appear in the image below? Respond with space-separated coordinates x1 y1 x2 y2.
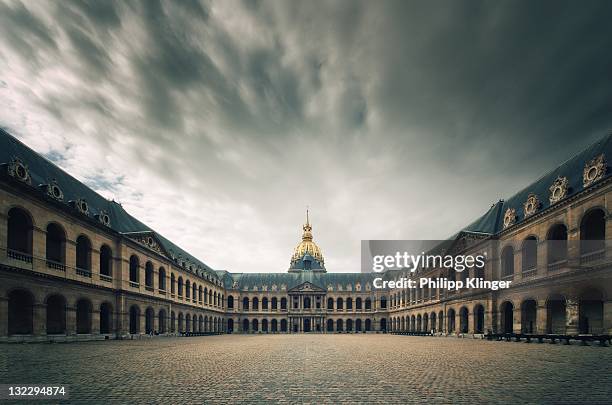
291 210 324 265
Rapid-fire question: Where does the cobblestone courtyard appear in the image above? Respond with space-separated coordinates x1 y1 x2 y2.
1 334 611 404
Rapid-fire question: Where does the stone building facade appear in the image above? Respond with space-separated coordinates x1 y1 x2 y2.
0 128 610 342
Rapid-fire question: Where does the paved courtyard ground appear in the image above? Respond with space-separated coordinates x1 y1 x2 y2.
1 334 611 404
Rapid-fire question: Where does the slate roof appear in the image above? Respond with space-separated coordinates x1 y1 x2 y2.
0 128 219 281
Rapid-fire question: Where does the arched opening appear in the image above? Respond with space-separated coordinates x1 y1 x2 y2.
129 255 140 284
401 316 405 331
76 235 92 273
130 306 140 334
158 267 166 291
192 283 197 302
242 319 249 332
46 294 66 334
252 319 259 332
262 297 268 310
100 302 112 334
177 277 183 296
501 246 514 277
7 208 33 259
170 274 176 294
380 318 387 332
579 288 604 334
521 300 537 333
170 311 176 332
178 312 184 332
355 319 362 332
185 280 191 299
336 319 343 332
447 309 456 333
100 245 112 277
346 319 353 332
185 314 191 332
580 209 606 258
356 297 362 310
228 295 234 309
242 297 249 311
262 319 268 332
158 309 166 333
410 315 416 332
145 307 154 334
76 298 92 334
271 319 278 332
546 296 566 333
46 223 65 267
8 289 33 335
438 311 444 332
252 297 259 311
365 318 372 331
145 262 154 289
336 297 343 310
280 297 287 310
346 298 353 310
547 224 568 267
459 307 469 333
416 314 422 332
198 286 203 303
521 237 537 273
430 312 437 333
271 297 278 310
423 313 429 332
280 319 287 332
365 298 372 310
500 301 514 334
473 305 484 334
326 319 334 332
227 318 234 333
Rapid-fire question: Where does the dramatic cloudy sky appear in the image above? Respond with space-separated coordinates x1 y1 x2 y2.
1 0 611 273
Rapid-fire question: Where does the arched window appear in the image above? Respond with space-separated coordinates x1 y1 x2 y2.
356 297 362 310
45 223 65 267
501 246 514 277
271 297 278 310
580 209 606 257
192 282 197 302
365 298 372 310
252 297 259 310
158 267 166 291
177 276 184 296
7 208 33 259
336 297 344 310
280 297 287 310
380 296 387 309
158 309 166 334
170 273 176 294
521 236 537 273
198 285 203 302
243 297 249 310
346 297 353 310
547 224 568 266
204 287 208 304
303 297 311 309
129 255 139 284
327 297 334 309
76 235 92 274
262 297 269 310
227 295 234 309
145 262 154 289
100 245 112 277
185 280 191 298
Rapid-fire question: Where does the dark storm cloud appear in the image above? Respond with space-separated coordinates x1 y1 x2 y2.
1 0 612 272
